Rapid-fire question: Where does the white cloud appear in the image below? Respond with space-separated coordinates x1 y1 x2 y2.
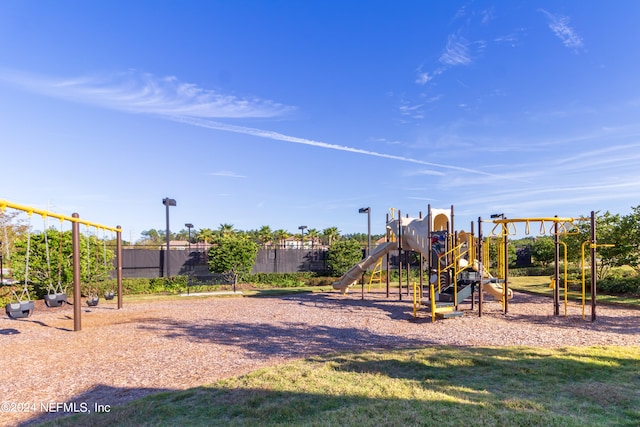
208 171 247 178
399 101 424 119
539 9 584 50
480 8 494 25
439 34 472 66
0 69 294 118
0 67 511 180
415 71 431 85
406 169 446 177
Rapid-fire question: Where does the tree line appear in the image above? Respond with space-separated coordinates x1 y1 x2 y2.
138 223 384 248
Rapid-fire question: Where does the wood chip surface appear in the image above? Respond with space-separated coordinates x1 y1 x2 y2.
2 289 639 426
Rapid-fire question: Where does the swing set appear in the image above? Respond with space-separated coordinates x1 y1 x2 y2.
1 199 123 331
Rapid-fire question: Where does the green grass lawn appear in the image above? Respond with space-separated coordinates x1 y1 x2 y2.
42 346 640 427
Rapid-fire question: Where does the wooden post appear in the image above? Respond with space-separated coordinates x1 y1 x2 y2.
117 226 123 310
478 217 483 317
419 211 424 302
503 219 509 315
386 213 390 298
72 213 81 332
398 210 402 301
591 211 597 322
427 205 432 301
554 218 560 316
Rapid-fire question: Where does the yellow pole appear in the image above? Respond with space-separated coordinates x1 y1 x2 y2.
413 282 418 318
559 241 568 316
430 282 436 323
581 240 589 320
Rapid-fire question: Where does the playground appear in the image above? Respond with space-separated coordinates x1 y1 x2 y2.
2 199 640 425
2 289 640 426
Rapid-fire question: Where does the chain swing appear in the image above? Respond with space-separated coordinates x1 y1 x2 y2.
5 212 35 319
102 228 115 300
85 226 100 307
43 217 68 307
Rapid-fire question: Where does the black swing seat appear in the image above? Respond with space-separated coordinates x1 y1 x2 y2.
5 301 35 319
86 296 99 307
104 291 115 300
44 293 67 308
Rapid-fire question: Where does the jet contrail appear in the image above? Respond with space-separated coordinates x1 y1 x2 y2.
169 115 500 177
0 68 509 179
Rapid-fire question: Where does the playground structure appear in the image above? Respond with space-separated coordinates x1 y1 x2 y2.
1 199 123 331
334 206 604 322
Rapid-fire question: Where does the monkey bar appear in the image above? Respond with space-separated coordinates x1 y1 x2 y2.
483 213 601 321
489 217 579 237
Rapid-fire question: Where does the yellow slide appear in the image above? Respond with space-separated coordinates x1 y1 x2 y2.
482 281 513 300
472 259 513 300
333 241 397 293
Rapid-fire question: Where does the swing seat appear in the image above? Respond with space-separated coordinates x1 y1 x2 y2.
86 296 99 307
44 293 67 308
104 291 115 300
5 301 35 319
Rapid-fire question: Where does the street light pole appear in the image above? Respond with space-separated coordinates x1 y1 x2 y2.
298 225 307 249
359 207 371 258
162 198 177 277
185 223 194 252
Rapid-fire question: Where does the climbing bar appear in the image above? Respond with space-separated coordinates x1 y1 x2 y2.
0 199 120 232
489 217 577 236
488 221 517 237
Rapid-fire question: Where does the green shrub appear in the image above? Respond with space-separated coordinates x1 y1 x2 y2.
327 239 363 276
606 267 637 280
509 266 556 276
241 272 316 287
598 277 640 295
149 276 188 294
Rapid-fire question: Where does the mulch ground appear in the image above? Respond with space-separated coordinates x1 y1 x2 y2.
2 289 639 426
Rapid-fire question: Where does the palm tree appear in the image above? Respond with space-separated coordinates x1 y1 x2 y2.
219 223 235 236
322 227 340 247
196 228 215 245
273 229 290 248
306 228 319 248
256 225 273 247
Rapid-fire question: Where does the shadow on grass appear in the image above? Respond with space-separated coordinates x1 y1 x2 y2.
17 384 174 427
23 346 640 427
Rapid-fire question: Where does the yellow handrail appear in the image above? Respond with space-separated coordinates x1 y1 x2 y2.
436 241 472 308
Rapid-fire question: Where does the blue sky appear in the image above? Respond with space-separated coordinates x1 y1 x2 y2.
2 1 640 240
